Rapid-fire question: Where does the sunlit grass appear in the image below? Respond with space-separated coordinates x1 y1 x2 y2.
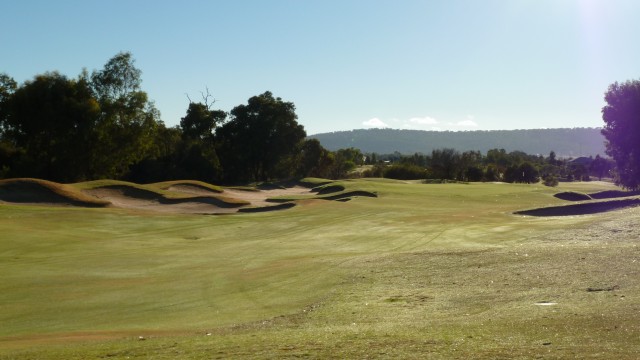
2 179 639 358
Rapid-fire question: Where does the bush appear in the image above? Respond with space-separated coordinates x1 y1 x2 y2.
362 164 385 178
543 174 559 187
383 164 427 180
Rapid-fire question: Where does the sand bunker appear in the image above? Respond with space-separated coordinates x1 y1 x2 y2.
0 179 367 215
221 186 313 207
84 185 246 215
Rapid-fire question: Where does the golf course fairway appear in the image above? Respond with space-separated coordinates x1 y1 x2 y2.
1 179 639 359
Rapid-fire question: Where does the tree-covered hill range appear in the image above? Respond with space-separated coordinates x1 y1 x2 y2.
309 128 605 157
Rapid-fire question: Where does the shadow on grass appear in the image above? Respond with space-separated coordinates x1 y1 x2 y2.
515 198 640 217
238 203 297 213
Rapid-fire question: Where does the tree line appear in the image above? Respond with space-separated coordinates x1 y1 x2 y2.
1 52 638 189
309 128 606 157
0 52 355 184
358 149 613 186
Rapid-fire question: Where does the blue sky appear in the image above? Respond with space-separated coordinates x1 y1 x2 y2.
2 0 639 135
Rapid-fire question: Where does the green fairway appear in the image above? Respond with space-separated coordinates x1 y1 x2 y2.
1 179 639 358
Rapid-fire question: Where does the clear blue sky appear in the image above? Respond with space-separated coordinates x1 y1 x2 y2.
2 0 639 135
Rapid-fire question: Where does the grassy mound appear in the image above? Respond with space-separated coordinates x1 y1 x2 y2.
589 189 640 199
515 198 640 216
0 178 110 207
554 191 592 201
312 184 346 194
238 202 297 213
298 177 333 187
152 180 223 194
319 190 378 200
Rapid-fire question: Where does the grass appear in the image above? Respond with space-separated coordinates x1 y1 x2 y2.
1 179 639 358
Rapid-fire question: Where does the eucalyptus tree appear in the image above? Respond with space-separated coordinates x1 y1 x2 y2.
0 72 99 181
601 79 640 189
217 91 306 182
89 52 161 178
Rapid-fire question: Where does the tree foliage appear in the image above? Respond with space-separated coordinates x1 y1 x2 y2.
601 79 640 190
0 53 615 186
1 72 100 181
217 91 306 182
89 52 161 179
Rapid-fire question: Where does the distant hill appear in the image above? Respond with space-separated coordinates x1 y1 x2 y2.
309 128 606 157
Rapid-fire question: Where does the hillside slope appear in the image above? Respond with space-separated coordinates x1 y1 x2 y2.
309 128 606 157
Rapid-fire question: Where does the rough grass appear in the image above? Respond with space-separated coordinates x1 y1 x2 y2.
2 180 639 358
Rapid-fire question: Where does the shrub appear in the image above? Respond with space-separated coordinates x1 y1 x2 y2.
362 164 385 178
543 174 559 187
383 164 427 180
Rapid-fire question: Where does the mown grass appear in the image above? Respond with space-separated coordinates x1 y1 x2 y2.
1 179 639 358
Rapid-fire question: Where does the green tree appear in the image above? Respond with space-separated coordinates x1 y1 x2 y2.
217 91 306 182
429 148 460 180
504 162 540 184
295 138 334 178
0 73 17 127
547 151 557 166
180 102 226 142
457 150 482 181
1 72 100 181
485 148 509 176
601 79 640 189
126 123 184 183
589 154 612 181
328 149 357 179
89 52 160 179
0 73 18 177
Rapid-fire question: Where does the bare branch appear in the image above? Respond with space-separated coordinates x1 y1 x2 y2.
200 87 216 110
